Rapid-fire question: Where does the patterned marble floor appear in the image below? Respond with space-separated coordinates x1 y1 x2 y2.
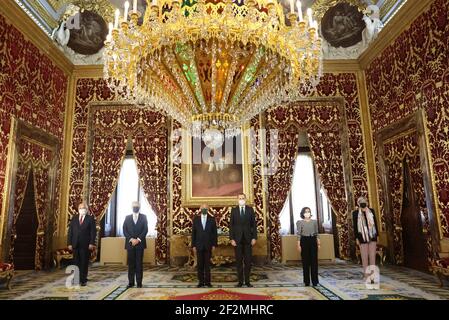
0 261 448 300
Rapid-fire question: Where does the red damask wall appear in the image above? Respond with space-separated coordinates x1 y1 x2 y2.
0 14 68 234
366 0 449 237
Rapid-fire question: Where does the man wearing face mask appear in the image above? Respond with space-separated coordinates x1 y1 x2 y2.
192 204 218 287
352 196 378 284
68 202 96 286
123 201 148 288
229 193 257 287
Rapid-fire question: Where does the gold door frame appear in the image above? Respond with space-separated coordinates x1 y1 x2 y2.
0 117 60 267
181 122 254 207
376 109 441 262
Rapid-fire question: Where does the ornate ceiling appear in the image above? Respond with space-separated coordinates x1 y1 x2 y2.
14 0 407 63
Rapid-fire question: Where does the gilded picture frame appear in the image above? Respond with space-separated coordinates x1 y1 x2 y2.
181 123 254 207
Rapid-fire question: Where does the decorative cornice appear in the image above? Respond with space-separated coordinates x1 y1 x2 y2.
0 0 73 75
72 65 104 79
24 0 59 30
3 0 435 78
358 0 434 70
323 60 361 73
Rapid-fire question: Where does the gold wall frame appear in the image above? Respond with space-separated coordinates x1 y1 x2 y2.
0 117 60 268
376 109 441 262
181 122 254 207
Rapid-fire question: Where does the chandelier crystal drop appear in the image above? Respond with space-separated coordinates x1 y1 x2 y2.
103 0 323 137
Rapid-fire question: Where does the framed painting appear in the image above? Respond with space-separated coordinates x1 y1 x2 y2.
181 124 254 207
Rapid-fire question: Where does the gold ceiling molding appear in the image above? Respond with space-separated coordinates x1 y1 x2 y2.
26 0 59 29
323 60 360 73
0 0 73 75
74 62 363 79
73 65 104 78
48 0 116 22
379 0 401 20
359 0 433 69
311 0 367 21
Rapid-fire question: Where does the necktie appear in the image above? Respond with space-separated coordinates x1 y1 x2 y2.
79 215 84 225
240 207 244 218
133 214 138 224
202 215 206 230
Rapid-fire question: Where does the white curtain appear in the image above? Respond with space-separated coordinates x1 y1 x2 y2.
280 153 318 234
114 158 157 237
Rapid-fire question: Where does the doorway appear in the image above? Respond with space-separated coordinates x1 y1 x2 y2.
13 170 38 270
400 158 427 272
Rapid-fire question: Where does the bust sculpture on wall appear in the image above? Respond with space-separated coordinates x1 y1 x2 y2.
319 2 383 59
51 5 109 64
321 2 365 48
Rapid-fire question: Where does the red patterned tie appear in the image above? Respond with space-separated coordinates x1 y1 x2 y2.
80 215 84 225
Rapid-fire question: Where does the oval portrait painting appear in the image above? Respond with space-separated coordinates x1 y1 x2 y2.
67 10 108 55
321 3 365 48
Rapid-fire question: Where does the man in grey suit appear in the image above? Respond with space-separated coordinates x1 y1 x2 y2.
123 201 148 288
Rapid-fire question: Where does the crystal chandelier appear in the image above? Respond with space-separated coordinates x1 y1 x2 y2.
103 0 322 136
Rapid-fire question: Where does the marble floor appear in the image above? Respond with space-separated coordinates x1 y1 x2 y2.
1 261 448 300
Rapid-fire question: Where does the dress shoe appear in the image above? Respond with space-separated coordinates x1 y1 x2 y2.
236 283 243 288
245 283 254 288
205 283 212 288
137 284 143 288
80 282 87 287
197 284 204 288
127 284 135 288
304 283 310 287
312 283 319 287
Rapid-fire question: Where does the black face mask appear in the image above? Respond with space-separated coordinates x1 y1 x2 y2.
201 208 208 215
360 203 367 209
133 207 140 213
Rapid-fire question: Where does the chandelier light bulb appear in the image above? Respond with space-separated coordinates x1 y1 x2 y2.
124 1 130 22
107 22 113 41
114 8 120 28
296 1 303 21
307 7 313 25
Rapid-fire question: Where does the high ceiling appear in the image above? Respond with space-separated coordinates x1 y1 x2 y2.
15 0 407 62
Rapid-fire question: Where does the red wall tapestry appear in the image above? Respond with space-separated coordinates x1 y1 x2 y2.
383 132 433 266
366 0 449 237
0 14 67 247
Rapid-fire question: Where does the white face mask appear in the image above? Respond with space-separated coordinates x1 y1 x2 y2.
79 209 87 216
238 199 246 206
304 212 311 219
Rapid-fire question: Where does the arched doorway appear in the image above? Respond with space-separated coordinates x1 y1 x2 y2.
400 158 427 272
13 170 38 270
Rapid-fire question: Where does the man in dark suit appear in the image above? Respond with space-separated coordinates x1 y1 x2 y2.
68 202 96 287
123 201 148 288
229 193 257 287
192 204 218 288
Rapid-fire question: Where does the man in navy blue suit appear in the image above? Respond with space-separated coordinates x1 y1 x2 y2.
192 204 218 288
123 201 148 288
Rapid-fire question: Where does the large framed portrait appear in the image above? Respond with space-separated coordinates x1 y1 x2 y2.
181 124 253 206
